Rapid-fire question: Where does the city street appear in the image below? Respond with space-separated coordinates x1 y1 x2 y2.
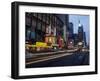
26 51 89 68
25 12 90 68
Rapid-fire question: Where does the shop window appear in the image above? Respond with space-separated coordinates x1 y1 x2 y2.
36 33 43 41
30 31 35 39
26 28 31 41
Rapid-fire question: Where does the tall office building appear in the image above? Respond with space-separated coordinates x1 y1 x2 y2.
56 14 69 45
65 15 69 45
68 22 74 39
78 20 84 42
77 20 88 48
67 22 74 49
73 33 78 46
25 13 69 45
83 32 87 47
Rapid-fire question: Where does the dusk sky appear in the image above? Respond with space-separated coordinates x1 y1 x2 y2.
69 15 90 45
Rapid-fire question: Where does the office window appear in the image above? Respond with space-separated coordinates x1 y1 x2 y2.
46 25 49 34
33 13 37 18
42 23 46 32
43 14 46 22
32 19 36 28
55 17 57 27
46 14 50 24
26 17 31 26
38 13 42 20
37 20 41 30
52 15 55 26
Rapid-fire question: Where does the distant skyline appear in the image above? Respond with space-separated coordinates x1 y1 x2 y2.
69 15 90 45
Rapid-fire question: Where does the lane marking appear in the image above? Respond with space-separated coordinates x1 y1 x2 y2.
26 53 73 65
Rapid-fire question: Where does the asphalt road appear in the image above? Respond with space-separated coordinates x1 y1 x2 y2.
26 52 89 68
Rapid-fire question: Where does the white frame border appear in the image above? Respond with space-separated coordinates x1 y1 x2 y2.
19 5 95 76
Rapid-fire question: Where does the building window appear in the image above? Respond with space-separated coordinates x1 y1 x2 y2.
32 19 36 28
26 28 31 41
38 13 42 20
43 14 46 22
46 14 50 24
26 16 31 26
37 20 42 30
42 23 46 32
33 13 37 18
51 15 55 26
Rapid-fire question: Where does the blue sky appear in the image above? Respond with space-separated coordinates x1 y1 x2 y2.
69 15 90 45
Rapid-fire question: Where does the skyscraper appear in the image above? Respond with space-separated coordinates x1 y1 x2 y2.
56 14 69 45
68 22 74 39
73 33 78 46
83 32 87 47
67 22 74 49
78 20 84 42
